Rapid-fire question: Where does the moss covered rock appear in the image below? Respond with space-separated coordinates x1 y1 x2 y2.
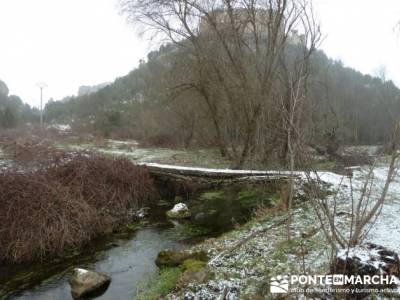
181 259 207 273
68 268 111 299
155 250 208 268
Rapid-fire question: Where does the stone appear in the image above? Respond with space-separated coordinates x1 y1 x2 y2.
69 268 111 299
135 207 150 219
166 203 191 219
300 227 319 238
335 210 354 217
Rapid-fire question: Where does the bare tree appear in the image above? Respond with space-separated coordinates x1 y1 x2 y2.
304 122 400 251
120 0 321 168
274 8 320 239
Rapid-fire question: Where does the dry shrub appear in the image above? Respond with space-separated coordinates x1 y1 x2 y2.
51 155 156 218
253 203 282 221
337 153 373 166
0 155 156 264
1 137 69 168
93 136 108 147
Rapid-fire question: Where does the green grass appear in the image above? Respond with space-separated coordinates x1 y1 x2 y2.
136 267 182 300
181 259 207 273
166 223 211 241
199 190 225 201
271 239 301 262
237 187 268 207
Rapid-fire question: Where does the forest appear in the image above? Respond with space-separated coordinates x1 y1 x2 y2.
0 80 38 128
44 33 400 168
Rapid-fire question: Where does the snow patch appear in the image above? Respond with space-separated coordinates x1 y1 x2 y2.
337 246 386 270
75 268 89 275
170 203 188 213
48 124 71 132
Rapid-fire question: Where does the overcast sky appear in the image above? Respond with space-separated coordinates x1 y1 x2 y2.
0 0 399 108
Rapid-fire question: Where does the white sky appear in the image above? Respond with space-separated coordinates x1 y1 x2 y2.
0 0 399 108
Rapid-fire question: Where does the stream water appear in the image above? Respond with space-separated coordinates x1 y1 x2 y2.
0 184 275 300
12 227 183 300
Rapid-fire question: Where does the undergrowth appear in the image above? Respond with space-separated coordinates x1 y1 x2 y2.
0 154 156 263
136 267 182 300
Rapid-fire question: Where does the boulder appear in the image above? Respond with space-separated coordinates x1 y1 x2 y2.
331 243 400 296
333 243 400 276
69 268 111 299
166 203 191 219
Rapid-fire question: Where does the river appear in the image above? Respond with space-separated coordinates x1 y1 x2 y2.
1 184 273 300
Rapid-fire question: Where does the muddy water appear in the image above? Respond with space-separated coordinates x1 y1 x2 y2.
1 184 275 300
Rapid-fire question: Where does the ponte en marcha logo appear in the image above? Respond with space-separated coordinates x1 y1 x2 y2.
270 274 399 294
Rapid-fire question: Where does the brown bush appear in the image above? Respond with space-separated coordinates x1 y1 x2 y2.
51 155 156 217
1 136 69 168
0 155 156 264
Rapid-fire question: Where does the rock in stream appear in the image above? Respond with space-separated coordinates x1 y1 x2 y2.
69 268 111 299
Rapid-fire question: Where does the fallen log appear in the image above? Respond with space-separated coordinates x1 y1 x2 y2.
141 162 299 180
140 163 300 197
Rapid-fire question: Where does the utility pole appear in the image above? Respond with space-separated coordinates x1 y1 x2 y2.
37 82 47 128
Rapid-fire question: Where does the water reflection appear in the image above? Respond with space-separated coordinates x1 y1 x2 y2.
13 228 183 300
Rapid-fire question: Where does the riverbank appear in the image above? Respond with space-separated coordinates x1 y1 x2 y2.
1 133 396 299
0 168 283 299
157 160 400 299
165 204 327 299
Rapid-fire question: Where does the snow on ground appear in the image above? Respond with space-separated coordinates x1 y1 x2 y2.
62 139 188 164
344 145 381 156
337 245 388 270
60 139 231 168
107 139 139 146
99 148 184 163
167 203 330 299
318 162 400 251
47 124 71 132
145 158 400 253
2 139 398 298
165 156 400 299
361 165 400 250
141 162 273 174
0 149 14 172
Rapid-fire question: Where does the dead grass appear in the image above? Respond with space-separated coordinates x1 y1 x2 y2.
0 155 156 264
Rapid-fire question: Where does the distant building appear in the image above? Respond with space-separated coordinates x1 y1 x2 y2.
198 8 304 46
198 8 274 37
288 30 306 46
